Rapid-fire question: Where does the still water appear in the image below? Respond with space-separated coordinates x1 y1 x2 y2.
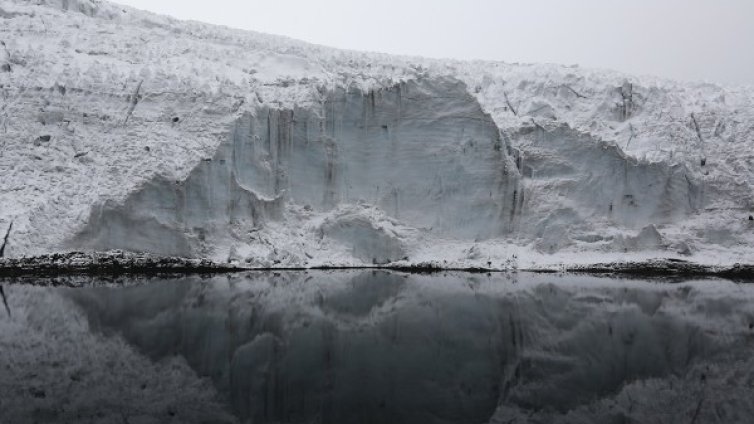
1 271 753 423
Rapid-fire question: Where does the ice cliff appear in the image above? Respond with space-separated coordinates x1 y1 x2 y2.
1 0 753 268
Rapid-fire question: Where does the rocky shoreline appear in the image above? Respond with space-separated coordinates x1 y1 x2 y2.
563 259 754 280
0 251 243 279
2 251 754 282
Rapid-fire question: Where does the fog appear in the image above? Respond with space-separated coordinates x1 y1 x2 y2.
114 0 754 86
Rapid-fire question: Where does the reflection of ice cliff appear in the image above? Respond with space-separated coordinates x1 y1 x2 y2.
71 272 754 423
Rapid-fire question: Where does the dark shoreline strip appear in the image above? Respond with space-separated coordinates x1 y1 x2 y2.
2 253 754 280
2 264 754 280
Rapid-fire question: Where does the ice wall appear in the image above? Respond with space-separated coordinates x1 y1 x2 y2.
514 124 702 227
71 76 704 263
509 123 703 253
2 0 753 265
284 78 521 238
73 78 522 259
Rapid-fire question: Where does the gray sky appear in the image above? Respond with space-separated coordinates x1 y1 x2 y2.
116 0 754 86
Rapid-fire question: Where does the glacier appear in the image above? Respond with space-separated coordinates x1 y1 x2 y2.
1 0 754 269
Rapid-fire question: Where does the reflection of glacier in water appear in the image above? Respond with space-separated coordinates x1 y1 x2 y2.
2 272 754 423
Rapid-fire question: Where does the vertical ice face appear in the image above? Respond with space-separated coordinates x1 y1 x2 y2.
268 77 521 238
72 77 522 257
68 76 708 261
511 124 703 247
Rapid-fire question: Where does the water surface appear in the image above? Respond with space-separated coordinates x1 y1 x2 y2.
1 271 753 423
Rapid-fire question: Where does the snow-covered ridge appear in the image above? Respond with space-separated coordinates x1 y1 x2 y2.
1 0 753 269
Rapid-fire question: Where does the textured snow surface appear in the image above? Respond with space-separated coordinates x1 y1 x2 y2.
1 0 754 268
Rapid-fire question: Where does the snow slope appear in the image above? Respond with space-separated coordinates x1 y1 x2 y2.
1 0 753 269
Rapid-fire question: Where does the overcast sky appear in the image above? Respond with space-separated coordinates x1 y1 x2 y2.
116 0 754 86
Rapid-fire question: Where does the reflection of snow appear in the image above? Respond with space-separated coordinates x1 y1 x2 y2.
0 283 237 423
4 271 747 423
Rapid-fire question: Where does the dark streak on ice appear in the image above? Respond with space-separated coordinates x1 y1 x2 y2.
0 285 9 317
0 221 11 258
